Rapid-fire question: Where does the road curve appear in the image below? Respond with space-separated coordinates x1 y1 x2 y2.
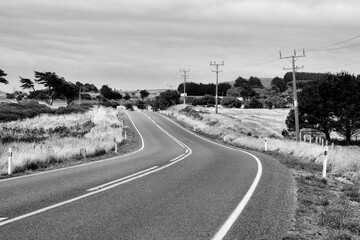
0 110 295 239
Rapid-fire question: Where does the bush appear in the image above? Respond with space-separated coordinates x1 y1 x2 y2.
220 97 242 108
192 94 215 106
245 97 263 109
124 102 134 111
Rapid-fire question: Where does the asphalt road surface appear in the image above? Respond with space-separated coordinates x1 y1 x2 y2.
0 110 295 239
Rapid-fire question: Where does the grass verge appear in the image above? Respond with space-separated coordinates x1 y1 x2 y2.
0 109 141 179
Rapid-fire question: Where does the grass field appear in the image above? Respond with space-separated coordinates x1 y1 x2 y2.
0 106 124 174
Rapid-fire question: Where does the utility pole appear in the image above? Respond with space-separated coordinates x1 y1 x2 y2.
210 61 224 114
180 69 190 106
280 49 306 142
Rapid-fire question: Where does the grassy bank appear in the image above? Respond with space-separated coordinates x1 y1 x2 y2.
163 104 360 239
0 106 129 175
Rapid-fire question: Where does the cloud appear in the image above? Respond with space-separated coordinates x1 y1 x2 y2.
0 0 360 93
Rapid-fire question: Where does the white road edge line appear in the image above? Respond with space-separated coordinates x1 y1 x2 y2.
0 114 192 227
0 111 145 183
86 166 159 192
0 217 8 222
158 113 263 240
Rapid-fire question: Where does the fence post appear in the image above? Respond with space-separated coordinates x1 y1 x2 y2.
322 144 329 178
309 135 312 144
8 148 13 175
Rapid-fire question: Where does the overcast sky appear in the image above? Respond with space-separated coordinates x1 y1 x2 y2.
1 0 359 93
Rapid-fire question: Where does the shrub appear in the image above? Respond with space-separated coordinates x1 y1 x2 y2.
124 102 134 111
220 97 242 108
245 97 263 109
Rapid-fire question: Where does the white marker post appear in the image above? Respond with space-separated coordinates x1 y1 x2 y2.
193 125 196 131
124 131 127 140
264 138 268 151
8 148 13 175
114 138 118 154
322 145 329 178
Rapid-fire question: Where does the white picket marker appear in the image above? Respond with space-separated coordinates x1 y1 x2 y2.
322 145 329 178
264 138 268 151
114 138 118 154
124 131 127 140
8 148 13 175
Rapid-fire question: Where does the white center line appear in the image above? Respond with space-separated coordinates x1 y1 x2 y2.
86 166 159 192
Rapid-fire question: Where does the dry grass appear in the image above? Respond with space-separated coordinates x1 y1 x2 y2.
165 105 360 180
0 106 124 174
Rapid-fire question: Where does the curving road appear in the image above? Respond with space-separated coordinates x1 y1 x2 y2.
0 110 295 239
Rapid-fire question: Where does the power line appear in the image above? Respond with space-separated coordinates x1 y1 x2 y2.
308 34 360 52
210 61 224 114
280 49 306 142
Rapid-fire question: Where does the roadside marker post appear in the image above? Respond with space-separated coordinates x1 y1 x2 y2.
8 148 13 175
264 138 268 151
322 144 329 178
114 138 118 154
124 131 127 140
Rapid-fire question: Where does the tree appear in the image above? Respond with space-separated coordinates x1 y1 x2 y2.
140 90 149 100
220 97 242 108
0 69 9 85
234 76 248 88
59 81 78 105
248 76 263 88
245 97 263 109
331 72 360 144
271 77 287 92
285 74 335 141
34 71 67 105
123 93 131 100
218 83 232 96
19 77 35 92
150 90 180 110
226 87 242 97
100 85 122 100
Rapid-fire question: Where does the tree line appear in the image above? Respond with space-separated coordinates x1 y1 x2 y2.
286 72 360 144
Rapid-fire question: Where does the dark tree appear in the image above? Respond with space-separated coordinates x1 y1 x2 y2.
218 82 232 96
0 69 9 85
234 76 248 88
245 97 263 109
140 90 149 100
285 74 335 141
248 76 263 88
331 72 360 144
123 93 131 100
100 85 122 100
150 90 180 110
34 71 67 105
59 81 79 105
19 77 35 92
270 77 287 92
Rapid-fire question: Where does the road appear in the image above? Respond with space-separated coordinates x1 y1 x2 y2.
0 110 295 239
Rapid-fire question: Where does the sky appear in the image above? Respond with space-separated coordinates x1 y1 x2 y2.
0 0 359 93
